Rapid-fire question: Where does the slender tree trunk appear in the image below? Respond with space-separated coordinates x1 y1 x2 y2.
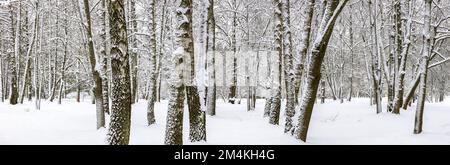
83 0 105 130
20 13 37 104
9 4 19 105
156 0 168 103
369 0 382 114
347 6 354 102
294 0 315 104
100 0 110 115
320 78 326 104
58 9 69 105
129 0 139 104
228 0 237 104
393 0 412 114
206 0 217 116
147 0 157 126
414 0 432 134
185 0 207 142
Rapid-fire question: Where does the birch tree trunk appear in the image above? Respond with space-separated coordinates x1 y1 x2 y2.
106 0 132 145
295 0 348 142
9 3 19 105
165 0 191 145
58 8 69 105
414 0 432 134
129 0 139 104
20 8 37 104
268 0 283 126
206 0 217 116
228 0 237 104
282 0 296 134
146 0 157 126
83 0 105 130
369 0 382 114
294 0 315 104
100 0 110 115
185 0 207 142
393 0 412 114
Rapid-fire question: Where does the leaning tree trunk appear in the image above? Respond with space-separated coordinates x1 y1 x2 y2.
294 0 315 104
19 13 37 104
414 0 432 134
83 0 105 130
147 0 157 126
295 0 348 142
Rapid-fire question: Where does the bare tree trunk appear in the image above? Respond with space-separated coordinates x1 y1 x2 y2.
369 0 382 114
186 0 207 142
0 34 3 103
393 0 412 114
282 0 296 133
228 0 237 104
295 0 348 142
414 0 432 134
58 8 69 105
320 78 326 104
156 0 168 103
8 3 20 105
20 11 38 104
206 0 217 116
268 0 283 126
165 0 191 145
129 0 139 104
106 0 132 145
100 0 110 115
347 6 354 102
146 0 157 126
82 0 105 130
294 0 315 104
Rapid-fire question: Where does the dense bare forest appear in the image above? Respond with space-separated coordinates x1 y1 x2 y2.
0 0 449 145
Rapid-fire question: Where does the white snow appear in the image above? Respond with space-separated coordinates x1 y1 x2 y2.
0 98 449 145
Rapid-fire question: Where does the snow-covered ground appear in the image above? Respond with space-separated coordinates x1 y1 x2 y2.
0 98 449 145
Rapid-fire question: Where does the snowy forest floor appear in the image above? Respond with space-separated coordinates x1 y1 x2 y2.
0 98 449 145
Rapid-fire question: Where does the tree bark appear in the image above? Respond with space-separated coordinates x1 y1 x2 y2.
83 0 105 130
106 0 132 145
8 3 19 105
206 0 217 116
295 0 348 142
147 0 157 126
165 0 193 145
268 0 283 126
414 0 432 134
185 0 207 142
